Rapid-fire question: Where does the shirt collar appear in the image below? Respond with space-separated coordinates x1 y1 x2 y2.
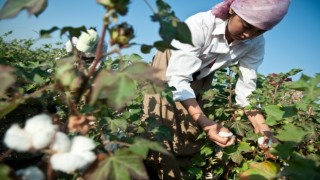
212 18 227 35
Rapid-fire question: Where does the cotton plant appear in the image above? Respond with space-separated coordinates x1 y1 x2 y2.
4 114 97 174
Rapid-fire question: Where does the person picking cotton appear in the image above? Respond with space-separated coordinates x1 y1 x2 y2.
65 28 107 69
142 0 291 178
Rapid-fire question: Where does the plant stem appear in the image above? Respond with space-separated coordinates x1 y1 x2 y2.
75 25 108 104
272 84 279 104
143 0 156 14
228 70 233 108
0 149 12 162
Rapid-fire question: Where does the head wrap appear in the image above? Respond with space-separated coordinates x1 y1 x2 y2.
76 29 99 54
212 0 291 30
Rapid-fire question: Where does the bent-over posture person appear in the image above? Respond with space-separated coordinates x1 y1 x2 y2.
142 0 291 179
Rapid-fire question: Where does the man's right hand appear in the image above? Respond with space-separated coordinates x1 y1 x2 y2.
198 118 236 147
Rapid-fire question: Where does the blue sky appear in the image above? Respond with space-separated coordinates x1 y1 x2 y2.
0 0 319 80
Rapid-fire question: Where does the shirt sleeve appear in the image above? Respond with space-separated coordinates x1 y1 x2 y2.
235 37 265 107
166 13 206 101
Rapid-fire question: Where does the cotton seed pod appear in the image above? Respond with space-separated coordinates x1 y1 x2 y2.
236 109 244 116
99 0 129 15
109 23 134 48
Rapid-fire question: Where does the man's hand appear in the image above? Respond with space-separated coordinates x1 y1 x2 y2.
182 98 235 147
195 114 235 147
245 109 279 144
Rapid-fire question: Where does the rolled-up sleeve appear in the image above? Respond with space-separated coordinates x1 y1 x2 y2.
166 13 206 101
235 37 265 107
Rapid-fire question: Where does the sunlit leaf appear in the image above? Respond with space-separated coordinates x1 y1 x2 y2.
238 161 280 180
237 142 252 153
0 0 48 19
263 105 284 126
109 118 127 133
200 146 214 157
276 123 308 143
285 68 302 77
287 73 320 102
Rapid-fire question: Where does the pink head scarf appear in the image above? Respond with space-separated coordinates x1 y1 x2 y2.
212 0 291 30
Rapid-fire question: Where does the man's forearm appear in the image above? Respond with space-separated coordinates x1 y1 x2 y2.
181 98 213 128
245 109 271 136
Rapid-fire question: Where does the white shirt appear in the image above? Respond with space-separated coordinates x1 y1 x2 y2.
166 11 265 107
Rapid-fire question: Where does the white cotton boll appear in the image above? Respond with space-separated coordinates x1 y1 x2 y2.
69 136 96 153
24 114 54 135
50 153 83 173
50 132 71 153
76 151 96 169
16 166 45 180
4 124 32 152
218 131 234 138
31 125 57 150
258 137 272 147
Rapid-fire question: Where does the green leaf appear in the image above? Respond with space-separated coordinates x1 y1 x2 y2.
90 70 137 110
238 161 280 180
0 100 22 119
276 123 308 143
0 164 11 180
33 73 46 84
237 141 253 153
39 26 59 38
129 138 169 158
127 53 143 62
287 73 320 102
282 105 297 118
230 120 252 136
140 44 153 54
0 65 15 96
109 118 127 133
269 141 295 159
123 62 154 81
160 86 175 105
175 22 193 45
200 146 214 157
285 68 302 77
85 149 148 180
230 151 243 165
60 26 87 38
282 152 320 179
153 40 177 52
0 0 48 19
264 105 284 126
